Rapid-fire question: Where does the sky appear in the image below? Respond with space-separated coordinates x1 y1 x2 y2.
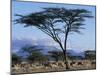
12 1 96 52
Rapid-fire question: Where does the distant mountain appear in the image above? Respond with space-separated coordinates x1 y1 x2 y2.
12 38 85 57
67 49 85 57
13 45 85 58
15 45 59 57
12 38 35 53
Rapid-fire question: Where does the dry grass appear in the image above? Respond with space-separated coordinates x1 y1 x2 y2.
11 60 96 74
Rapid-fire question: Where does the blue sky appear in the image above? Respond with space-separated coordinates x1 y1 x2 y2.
12 1 96 52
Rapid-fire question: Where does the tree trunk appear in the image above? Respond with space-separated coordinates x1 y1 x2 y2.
63 50 69 70
63 27 70 70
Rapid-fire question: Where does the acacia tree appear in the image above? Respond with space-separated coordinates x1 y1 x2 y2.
14 8 93 69
48 50 64 62
21 46 48 63
12 53 22 64
85 50 96 60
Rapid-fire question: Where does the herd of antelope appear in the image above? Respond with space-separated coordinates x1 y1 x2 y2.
12 60 96 74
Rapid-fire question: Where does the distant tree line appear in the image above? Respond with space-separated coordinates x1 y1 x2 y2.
12 45 96 65
85 50 96 60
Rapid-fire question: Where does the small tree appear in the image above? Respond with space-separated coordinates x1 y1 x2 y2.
21 45 42 55
85 50 96 60
14 8 93 69
21 46 48 63
12 53 22 64
48 50 64 62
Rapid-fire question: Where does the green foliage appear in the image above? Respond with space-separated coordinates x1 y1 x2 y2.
15 8 93 35
85 50 96 60
21 46 48 63
48 50 64 61
21 45 42 55
12 53 22 64
27 51 48 63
